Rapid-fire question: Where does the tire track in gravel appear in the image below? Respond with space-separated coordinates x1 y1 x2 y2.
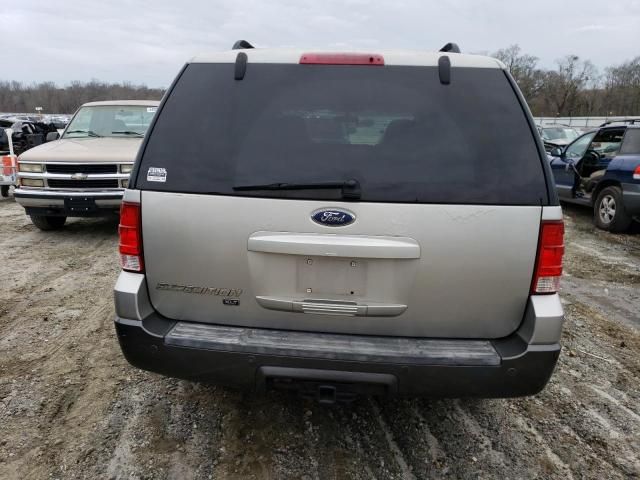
370 399 416 480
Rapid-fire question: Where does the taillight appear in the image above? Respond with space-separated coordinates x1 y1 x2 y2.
531 220 564 294
299 53 384 65
633 165 640 180
2 155 15 176
119 202 143 272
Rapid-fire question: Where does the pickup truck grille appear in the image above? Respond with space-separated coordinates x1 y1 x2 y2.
46 164 118 174
47 179 120 189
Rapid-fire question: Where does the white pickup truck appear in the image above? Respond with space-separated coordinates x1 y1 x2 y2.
14 100 159 230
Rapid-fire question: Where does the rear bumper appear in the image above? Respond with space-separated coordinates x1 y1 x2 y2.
115 316 560 398
114 272 564 398
622 182 640 216
14 188 123 216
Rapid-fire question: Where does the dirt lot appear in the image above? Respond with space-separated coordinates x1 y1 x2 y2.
0 194 639 480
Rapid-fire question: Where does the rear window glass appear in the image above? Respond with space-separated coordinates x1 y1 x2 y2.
136 63 547 205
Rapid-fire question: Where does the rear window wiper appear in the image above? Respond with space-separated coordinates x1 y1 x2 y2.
233 178 361 199
66 129 102 137
112 131 144 137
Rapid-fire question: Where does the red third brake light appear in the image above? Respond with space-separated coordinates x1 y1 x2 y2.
531 220 564 294
299 53 384 66
119 202 143 272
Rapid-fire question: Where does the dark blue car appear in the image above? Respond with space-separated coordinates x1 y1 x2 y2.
548 122 640 232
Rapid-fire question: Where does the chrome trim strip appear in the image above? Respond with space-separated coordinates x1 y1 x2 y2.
14 188 124 198
18 172 130 180
18 161 133 165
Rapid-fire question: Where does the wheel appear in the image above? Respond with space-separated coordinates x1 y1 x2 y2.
29 215 67 231
0 185 8 197
593 186 632 233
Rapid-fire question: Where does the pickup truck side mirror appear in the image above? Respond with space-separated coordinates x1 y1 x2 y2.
46 132 60 142
549 147 563 157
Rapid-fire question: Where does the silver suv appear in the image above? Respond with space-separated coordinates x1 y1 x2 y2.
114 42 565 401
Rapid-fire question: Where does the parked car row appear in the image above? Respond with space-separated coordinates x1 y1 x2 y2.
0 118 60 156
0 113 69 128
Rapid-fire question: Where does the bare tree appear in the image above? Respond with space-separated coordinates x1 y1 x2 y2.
493 45 545 101
0 81 164 114
602 57 640 115
541 55 599 116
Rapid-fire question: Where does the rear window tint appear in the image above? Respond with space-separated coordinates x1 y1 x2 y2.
136 63 547 205
620 129 640 155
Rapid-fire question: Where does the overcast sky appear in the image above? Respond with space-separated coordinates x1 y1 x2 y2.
2 0 639 88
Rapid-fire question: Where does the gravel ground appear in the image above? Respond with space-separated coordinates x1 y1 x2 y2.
0 192 639 480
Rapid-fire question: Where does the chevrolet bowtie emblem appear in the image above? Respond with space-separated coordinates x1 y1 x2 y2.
71 173 88 180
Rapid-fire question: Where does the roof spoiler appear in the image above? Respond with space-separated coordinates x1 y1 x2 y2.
232 40 254 50
439 42 461 54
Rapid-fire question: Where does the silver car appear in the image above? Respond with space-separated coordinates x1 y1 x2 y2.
114 42 565 401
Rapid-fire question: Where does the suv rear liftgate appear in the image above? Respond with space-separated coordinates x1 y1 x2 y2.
115 45 564 400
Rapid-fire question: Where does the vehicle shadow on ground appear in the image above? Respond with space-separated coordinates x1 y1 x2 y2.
62 215 120 234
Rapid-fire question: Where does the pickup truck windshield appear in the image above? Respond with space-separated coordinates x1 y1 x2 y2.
64 105 156 139
137 63 548 205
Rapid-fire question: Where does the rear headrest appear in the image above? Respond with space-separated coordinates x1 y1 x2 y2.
380 119 418 146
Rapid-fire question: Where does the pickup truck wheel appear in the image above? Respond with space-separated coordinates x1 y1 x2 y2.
30 215 67 231
0 185 8 197
593 186 632 233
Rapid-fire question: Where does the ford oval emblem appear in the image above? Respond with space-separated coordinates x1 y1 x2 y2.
311 208 355 227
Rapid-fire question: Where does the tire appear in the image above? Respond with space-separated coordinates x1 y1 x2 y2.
593 186 632 233
30 215 67 231
0 185 8 197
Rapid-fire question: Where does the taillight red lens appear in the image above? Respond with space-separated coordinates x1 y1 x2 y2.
299 53 384 65
531 220 564 294
633 165 640 180
2 155 15 176
119 202 143 272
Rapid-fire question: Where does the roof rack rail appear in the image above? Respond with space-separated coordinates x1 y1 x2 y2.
439 42 461 54
232 40 254 50
599 118 639 127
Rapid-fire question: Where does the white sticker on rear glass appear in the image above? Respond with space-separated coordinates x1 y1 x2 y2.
147 167 167 182
147 107 157 113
